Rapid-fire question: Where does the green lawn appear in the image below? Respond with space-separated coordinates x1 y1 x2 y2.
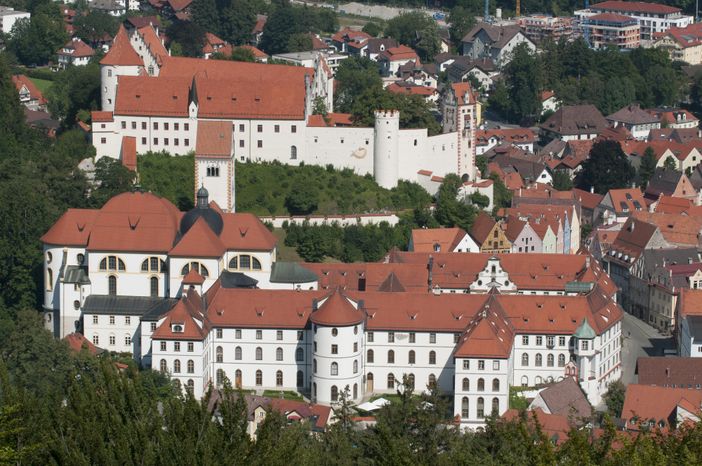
29 77 53 94
272 228 303 262
262 389 304 401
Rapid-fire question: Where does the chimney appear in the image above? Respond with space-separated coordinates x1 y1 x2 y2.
590 186 594 194
427 255 434 291
585 256 590 268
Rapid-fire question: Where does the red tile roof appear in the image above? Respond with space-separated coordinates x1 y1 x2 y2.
91 111 114 122
477 128 536 146
307 113 354 128
573 188 604 211
470 211 498 244
411 227 468 253
379 45 420 62
101 25 143 66
678 288 702 318
588 12 638 23
502 408 572 444
454 296 514 358
41 209 99 246
622 384 702 431
632 211 702 246
451 82 476 105
653 195 692 214
58 37 95 58
167 0 193 12
12 74 47 105
195 121 232 158
233 45 268 59
386 82 436 96
591 1 681 14
120 136 137 171
169 216 225 257
152 290 207 340
309 291 365 326
137 25 169 65
64 332 99 354
182 268 205 285
115 76 191 117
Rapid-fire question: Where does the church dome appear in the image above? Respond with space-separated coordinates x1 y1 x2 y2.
180 187 223 236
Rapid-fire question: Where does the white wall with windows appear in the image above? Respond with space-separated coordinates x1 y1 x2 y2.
152 338 205 398
453 356 510 429
84 312 142 355
512 333 574 388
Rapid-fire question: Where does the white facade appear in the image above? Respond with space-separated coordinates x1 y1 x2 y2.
0 7 29 34
575 7 693 42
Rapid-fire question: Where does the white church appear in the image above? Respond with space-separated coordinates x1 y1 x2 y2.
91 24 480 191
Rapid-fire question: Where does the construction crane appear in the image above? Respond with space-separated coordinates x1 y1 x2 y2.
516 0 520 17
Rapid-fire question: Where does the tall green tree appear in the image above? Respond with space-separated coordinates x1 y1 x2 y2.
638 146 657 188
385 12 440 62
7 4 67 66
503 42 542 124
434 174 477 231
192 0 220 35
46 62 101 125
576 140 635 194
448 6 475 50
334 56 383 112
221 0 257 46
166 20 206 58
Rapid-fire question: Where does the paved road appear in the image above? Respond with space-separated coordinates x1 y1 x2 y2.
620 313 674 386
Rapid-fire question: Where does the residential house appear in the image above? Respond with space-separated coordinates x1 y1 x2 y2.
528 377 592 421
12 74 47 111
622 139 702 173
502 408 572 445
366 38 398 61
607 104 660 140
647 108 699 129
56 37 95 68
621 384 702 431
434 53 458 73
162 0 193 20
632 211 702 248
446 57 499 90
461 22 536 68
0 6 29 35
476 128 536 155
652 23 702 65
501 204 580 254
541 90 560 116
251 15 266 45
648 127 701 144
580 13 641 49
231 45 268 63
643 168 697 203
409 228 479 253
331 28 372 55
636 357 702 389
573 188 604 225
546 140 594 178
458 179 495 211
485 144 552 185
91 0 127 17
540 105 608 142
505 215 542 253
678 289 702 357
378 45 420 77
202 32 228 59
595 188 646 224
469 212 512 253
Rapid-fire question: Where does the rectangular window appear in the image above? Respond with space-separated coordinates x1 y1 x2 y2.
164 122 169 130
142 122 147 130
160 341 166 351
275 125 280 133
388 332 395 343
109 315 115 325
188 342 193 352
522 335 529 345
125 316 130 325
291 125 297 133
256 330 262 340
430 333 436 344
92 315 98 325
121 121 126 129
153 122 158 130
141 137 146 145
131 121 136 129
581 340 589 351
559 336 566 346
184 123 189 131
153 138 158 145
257 124 263 133
257 140 263 148
547 336 554 347
235 329 242 339
478 360 485 370
216 329 222 339
332 344 338 354
101 137 106 144
174 342 180 352
354 342 358 352
367 332 374 342
454 333 460 344
239 140 244 148
493 360 500 370
164 138 169 146
297 331 304 341
174 123 179 130
536 336 543 346
239 124 244 132
277 330 283 341
185 139 189 146
409 332 415 343
151 323 156 331
463 360 470 370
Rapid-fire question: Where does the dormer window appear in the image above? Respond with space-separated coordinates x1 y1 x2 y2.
172 324 184 333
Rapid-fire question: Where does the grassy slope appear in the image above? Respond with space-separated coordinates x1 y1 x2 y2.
29 77 53 93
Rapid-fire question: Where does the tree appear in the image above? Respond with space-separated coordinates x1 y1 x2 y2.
638 146 657 188
448 6 474 50
287 32 312 52
73 10 119 46
221 0 257 46
46 62 101 126
284 183 319 215
166 20 205 58
230 47 255 62
469 191 489 209
312 96 328 117
362 21 383 37
577 140 635 194
663 155 678 171
333 56 382 112
91 157 136 206
7 4 67 66
551 170 573 191
487 80 510 121
434 174 477 231
191 0 220 35
385 12 440 62
503 43 542 124
603 380 626 418
475 155 488 178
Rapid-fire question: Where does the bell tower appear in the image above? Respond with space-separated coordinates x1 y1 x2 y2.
194 121 235 212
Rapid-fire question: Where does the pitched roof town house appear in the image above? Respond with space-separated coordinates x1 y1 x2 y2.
607 104 660 140
540 105 608 142
461 22 536 68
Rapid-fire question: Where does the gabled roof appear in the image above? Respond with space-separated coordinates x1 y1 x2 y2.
607 104 659 125
632 211 702 247
58 37 95 58
182 268 205 285
454 296 514 358
377 272 406 292
591 1 681 14
411 227 468 253
462 22 525 49
622 384 702 431
120 136 137 171
309 290 365 326
101 25 143 66
470 212 498 244
537 377 592 420
11 74 47 105
502 409 572 445
540 105 607 136
170 216 225 257
606 217 658 264
64 332 100 355
644 168 684 199
378 45 420 62
637 357 702 388
450 82 476 105
137 25 169 65
605 188 646 215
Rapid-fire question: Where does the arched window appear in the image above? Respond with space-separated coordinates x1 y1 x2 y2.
295 347 304 362
535 354 543 367
186 379 194 394
428 374 436 388
181 262 209 277
108 275 117 296
461 397 469 418
478 378 485 391
46 268 53 291
407 373 415 389
521 375 528 387
313 359 317 374
521 353 529 366
558 354 566 367
290 145 297 159
331 385 338 401
547 354 554 367
235 346 242 360
187 360 194 373
429 350 436 365
492 397 499 415
331 362 338 376
313 383 317 399
174 360 181 373
276 370 283 386
235 369 242 388
353 359 358 374
216 369 224 386
296 370 303 387
408 350 415 364
462 377 470 391
255 347 263 360
276 347 283 361
387 350 394 364
387 373 395 389
535 375 543 385
213 346 221 363
353 383 358 399
229 255 262 271
477 397 485 418
492 378 500 392
150 277 159 297
100 256 125 271
367 349 374 363
256 370 262 386
141 257 164 272
160 359 167 372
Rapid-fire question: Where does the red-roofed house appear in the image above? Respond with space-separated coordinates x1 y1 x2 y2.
57 37 95 68
409 227 479 253
12 74 47 111
652 23 702 65
378 45 420 76
386 81 438 102
622 384 702 431
476 128 536 155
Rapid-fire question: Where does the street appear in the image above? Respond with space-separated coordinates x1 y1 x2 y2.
620 313 675 386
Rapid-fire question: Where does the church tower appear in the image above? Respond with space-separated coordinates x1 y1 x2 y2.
194 121 235 212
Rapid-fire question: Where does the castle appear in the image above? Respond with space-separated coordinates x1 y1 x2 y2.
91 24 479 192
